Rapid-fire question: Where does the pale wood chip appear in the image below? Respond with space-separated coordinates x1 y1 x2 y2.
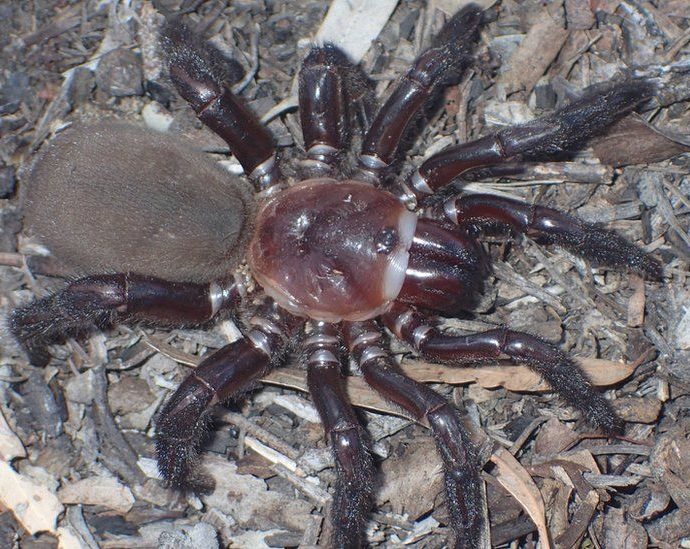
58 475 135 514
498 15 568 96
0 460 64 535
0 407 26 461
314 0 399 63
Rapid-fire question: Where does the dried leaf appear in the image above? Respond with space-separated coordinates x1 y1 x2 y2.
266 357 634 419
0 460 64 535
378 441 444 519
593 114 690 167
398 356 636 391
150 332 636 420
491 448 552 548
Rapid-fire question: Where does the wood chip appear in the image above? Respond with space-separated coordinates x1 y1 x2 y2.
201 455 312 532
614 396 662 424
497 14 568 96
0 460 64 535
564 0 595 30
314 0 399 63
627 274 646 328
58 475 135 514
0 408 25 461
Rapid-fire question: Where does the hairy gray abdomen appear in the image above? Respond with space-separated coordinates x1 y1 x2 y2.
23 121 255 283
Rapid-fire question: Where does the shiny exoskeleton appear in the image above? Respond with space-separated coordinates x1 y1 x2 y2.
11 5 663 548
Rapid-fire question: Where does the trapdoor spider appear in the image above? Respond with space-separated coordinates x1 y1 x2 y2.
10 4 663 547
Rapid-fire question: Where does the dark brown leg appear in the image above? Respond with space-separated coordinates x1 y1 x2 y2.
304 321 374 548
396 218 490 316
161 20 281 190
383 303 623 434
156 301 301 483
358 4 482 182
343 321 488 549
439 193 662 279
9 273 242 354
298 45 374 175
407 81 655 200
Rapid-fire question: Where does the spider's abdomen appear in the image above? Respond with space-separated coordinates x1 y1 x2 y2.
249 179 417 322
22 122 255 283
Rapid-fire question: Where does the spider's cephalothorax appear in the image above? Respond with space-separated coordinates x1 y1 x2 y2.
11 4 663 547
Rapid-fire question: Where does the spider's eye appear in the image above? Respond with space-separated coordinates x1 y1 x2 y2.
374 227 398 254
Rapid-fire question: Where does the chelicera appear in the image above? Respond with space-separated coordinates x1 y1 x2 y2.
10 4 663 547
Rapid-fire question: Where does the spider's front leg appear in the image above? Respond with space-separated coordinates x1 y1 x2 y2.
343 321 489 549
156 300 302 483
406 80 656 201
358 3 483 183
304 321 374 548
439 193 662 279
299 44 375 175
161 20 281 190
10 274 242 365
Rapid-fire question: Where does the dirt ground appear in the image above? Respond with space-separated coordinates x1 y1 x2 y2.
1 0 689 547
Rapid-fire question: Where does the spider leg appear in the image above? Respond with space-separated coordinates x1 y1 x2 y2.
9 273 242 364
383 303 623 434
305 321 374 548
157 301 301 483
440 193 662 279
343 320 489 549
161 20 281 190
358 4 483 183
407 80 656 201
299 45 374 175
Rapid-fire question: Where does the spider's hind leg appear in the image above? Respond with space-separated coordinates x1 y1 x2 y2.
9 273 241 364
383 304 623 435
